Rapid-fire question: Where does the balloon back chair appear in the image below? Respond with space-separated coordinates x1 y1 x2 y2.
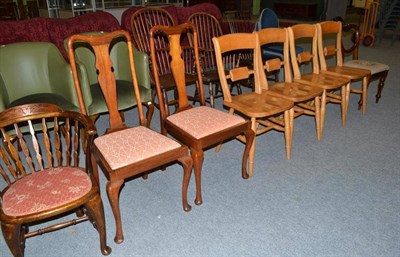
257 27 324 141
341 23 389 106
67 30 193 244
150 23 254 206
212 32 294 177
0 103 111 257
288 24 351 129
317 21 371 114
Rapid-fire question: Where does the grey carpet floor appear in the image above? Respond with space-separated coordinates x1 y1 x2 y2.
1 37 399 256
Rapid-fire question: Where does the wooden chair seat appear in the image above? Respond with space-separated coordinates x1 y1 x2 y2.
325 66 371 80
94 126 182 170
268 81 324 103
2 167 92 217
225 91 293 118
298 73 350 90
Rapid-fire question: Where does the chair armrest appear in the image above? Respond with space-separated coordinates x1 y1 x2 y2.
0 75 7 111
133 47 151 91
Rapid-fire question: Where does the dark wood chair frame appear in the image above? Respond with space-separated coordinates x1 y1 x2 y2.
150 23 254 205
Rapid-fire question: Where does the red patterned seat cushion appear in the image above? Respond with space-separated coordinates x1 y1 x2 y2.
2 167 92 217
166 106 246 139
94 126 182 170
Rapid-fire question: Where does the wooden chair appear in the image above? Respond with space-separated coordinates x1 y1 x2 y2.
187 12 225 107
212 32 294 177
288 24 351 130
317 21 371 114
257 27 324 141
0 103 111 257
341 23 389 106
67 30 193 244
131 8 199 116
150 23 254 205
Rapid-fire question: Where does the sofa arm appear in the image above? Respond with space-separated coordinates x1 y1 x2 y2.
133 47 151 93
0 75 7 112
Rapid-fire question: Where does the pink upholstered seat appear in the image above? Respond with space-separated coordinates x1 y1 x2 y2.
166 106 246 139
94 126 182 170
2 167 91 217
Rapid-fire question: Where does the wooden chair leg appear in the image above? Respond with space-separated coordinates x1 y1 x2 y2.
191 148 204 206
314 95 322 141
320 90 327 139
248 117 257 177
106 179 125 244
84 194 112 256
376 70 388 103
178 155 193 212
1 223 24 257
242 128 255 179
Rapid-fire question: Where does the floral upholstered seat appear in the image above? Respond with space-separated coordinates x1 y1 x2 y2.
2 167 91 216
166 106 246 139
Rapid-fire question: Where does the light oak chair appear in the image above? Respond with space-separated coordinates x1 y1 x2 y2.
0 103 111 257
150 23 254 205
213 32 294 177
67 30 193 244
257 27 324 141
288 24 351 131
317 21 371 114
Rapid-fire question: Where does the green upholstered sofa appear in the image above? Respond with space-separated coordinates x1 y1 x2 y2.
0 42 80 112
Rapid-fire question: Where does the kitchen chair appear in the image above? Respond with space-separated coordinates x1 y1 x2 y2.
0 42 80 113
150 23 254 205
317 21 371 114
66 32 154 126
213 32 294 177
254 8 303 81
257 27 324 141
187 12 225 107
0 103 111 257
288 24 351 131
67 30 193 244
341 23 389 106
131 7 199 117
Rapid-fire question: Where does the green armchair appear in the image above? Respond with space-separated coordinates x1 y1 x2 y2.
0 42 80 112
67 34 153 125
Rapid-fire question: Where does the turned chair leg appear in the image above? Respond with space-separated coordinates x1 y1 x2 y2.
375 70 388 103
1 223 24 257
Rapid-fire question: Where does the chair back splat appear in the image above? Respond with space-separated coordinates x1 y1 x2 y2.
151 23 254 205
0 103 111 257
68 30 192 244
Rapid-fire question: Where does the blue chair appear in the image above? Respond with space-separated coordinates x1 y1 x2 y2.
255 8 303 67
